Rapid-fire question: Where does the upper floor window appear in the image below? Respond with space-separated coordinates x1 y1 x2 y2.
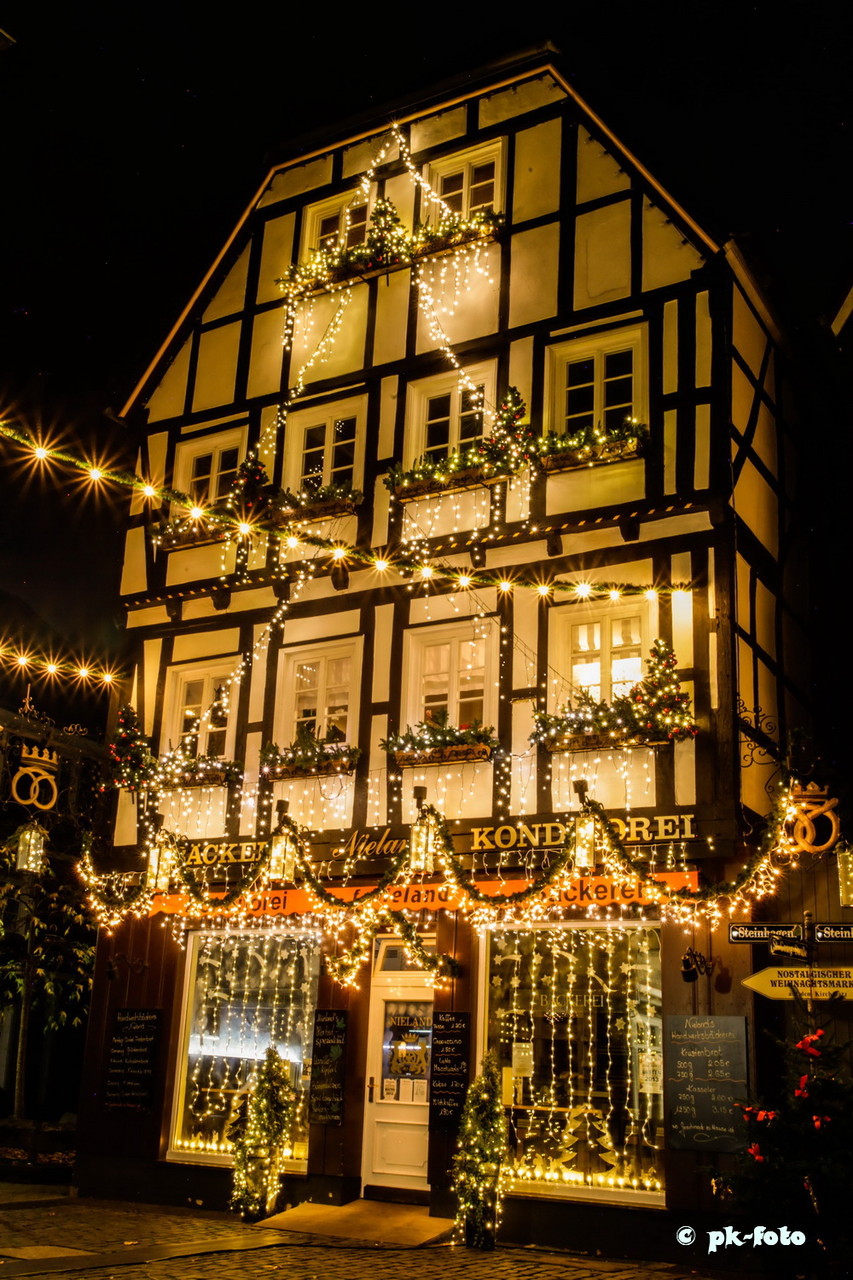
302 191 370 257
547 326 646 438
551 604 650 707
403 622 497 731
174 424 247 507
164 661 238 760
284 396 365 497
277 638 362 747
405 364 495 467
425 143 503 221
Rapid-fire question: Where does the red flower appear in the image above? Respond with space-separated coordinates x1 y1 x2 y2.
794 1074 810 1098
812 1115 832 1130
747 1143 764 1162
756 1110 778 1123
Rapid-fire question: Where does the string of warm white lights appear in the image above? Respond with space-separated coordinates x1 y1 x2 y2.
0 642 118 688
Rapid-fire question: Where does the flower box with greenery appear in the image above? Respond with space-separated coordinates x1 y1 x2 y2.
278 198 501 302
259 726 360 780
530 641 697 753
386 388 537 501
537 418 648 473
271 482 364 525
156 749 243 791
381 710 500 768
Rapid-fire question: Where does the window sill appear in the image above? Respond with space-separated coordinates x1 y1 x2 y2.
390 742 494 768
394 466 514 503
261 754 358 780
158 766 239 790
543 733 670 754
272 498 360 524
299 224 499 299
539 438 644 473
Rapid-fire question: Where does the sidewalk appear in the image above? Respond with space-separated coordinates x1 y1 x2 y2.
0 1183 730 1280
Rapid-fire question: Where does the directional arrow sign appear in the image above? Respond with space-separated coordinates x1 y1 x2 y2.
814 923 853 943
729 923 802 943
742 966 853 1001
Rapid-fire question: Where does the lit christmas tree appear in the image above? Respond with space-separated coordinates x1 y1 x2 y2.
476 386 536 474
365 196 410 268
451 1051 509 1250
227 457 270 516
108 705 154 791
620 640 697 742
230 1046 297 1221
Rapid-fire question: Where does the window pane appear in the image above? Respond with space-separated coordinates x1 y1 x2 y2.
215 448 240 498
610 617 643 697
318 212 340 249
425 394 452 459
422 643 450 721
190 454 213 501
440 171 464 213
469 161 495 212
172 933 321 1162
180 680 204 755
487 927 664 1196
572 623 602 700
345 204 368 248
459 385 484 446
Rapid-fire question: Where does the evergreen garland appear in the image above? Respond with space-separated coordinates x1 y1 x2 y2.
230 1046 297 1221
452 1051 509 1250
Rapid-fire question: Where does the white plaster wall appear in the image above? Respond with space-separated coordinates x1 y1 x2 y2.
192 322 241 412
574 202 632 309
146 339 190 423
204 247 249 321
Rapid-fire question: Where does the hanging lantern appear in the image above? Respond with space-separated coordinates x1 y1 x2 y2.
838 844 853 909
269 801 297 882
16 820 47 872
144 812 174 892
410 786 437 874
573 813 596 871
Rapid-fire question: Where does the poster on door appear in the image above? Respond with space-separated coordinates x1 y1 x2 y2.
381 1000 432 1103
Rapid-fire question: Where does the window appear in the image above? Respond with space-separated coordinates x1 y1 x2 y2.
284 396 365 497
426 143 503 220
404 622 497 730
164 662 238 760
278 639 361 747
548 327 646 438
405 364 495 467
485 924 664 1201
293 653 352 743
303 192 369 256
551 604 649 708
170 931 321 1165
174 425 247 507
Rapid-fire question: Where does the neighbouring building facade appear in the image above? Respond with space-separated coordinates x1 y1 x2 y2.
76 49 843 1259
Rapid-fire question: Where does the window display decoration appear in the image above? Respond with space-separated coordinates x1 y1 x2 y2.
487 926 663 1198
229 1046 297 1221
530 641 696 750
381 710 501 767
385 387 536 497
537 417 648 470
451 1052 509 1249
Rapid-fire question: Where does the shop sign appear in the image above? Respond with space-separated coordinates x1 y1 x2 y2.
151 870 698 917
741 966 853 1001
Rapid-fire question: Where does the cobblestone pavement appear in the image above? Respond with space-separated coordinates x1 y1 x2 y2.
0 1192 729 1280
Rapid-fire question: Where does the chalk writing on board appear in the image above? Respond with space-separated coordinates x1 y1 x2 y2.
664 1014 748 1153
429 1012 470 1133
105 1008 162 1110
308 1010 348 1125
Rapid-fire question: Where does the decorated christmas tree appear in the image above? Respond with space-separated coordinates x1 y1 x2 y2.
227 457 270 516
451 1051 509 1250
365 196 409 267
230 1046 297 1221
109 705 155 791
718 1000 853 1272
476 386 536 473
619 640 697 742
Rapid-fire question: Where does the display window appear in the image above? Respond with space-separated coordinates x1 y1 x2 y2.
169 930 321 1166
485 923 664 1203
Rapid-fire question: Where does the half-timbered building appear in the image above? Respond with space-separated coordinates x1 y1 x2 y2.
77 47 822 1258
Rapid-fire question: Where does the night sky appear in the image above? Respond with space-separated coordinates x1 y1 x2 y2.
0 2 850 655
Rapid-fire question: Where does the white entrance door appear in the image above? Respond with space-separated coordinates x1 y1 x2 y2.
361 937 434 1193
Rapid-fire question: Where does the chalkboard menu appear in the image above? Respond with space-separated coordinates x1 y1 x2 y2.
105 1008 162 1109
308 1010 348 1125
664 1014 748 1153
429 1012 470 1132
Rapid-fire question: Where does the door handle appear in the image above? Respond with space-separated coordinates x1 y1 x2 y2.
368 1076 375 1103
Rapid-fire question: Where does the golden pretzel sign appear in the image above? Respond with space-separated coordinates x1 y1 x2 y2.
11 763 59 810
788 783 840 855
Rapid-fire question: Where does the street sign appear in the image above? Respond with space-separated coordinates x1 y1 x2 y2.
769 938 809 961
742 966 853 1001
814 923 853 943
729 923 802 943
